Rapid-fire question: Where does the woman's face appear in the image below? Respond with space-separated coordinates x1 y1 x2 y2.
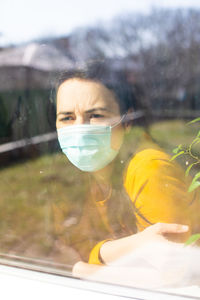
56 78 125 151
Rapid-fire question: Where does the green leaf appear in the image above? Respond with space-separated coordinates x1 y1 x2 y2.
191 137 200 145
188 180 200 193
172 144 182 154
185 233 200 246
185 163 195 177
188 117 200 125
193 171 200 182
172 147 179 154
170 151 184 161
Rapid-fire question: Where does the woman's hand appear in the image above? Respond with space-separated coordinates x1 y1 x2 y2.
139 222 189 244
73 224 190 288
72 260 167 288
73 261 102 277
100 223 189 264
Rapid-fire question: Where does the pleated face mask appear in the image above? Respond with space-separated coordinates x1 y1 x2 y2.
57 124 119 172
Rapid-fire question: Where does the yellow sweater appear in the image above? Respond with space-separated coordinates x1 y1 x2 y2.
89 149 200 264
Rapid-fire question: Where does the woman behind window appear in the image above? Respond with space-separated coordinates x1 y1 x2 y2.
52 61 200 277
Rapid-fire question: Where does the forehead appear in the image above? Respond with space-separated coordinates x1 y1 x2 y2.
56 78 120 113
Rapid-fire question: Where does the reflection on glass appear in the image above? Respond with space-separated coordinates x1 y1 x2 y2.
0 5 200 297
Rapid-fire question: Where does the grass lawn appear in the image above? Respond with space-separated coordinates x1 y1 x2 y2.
0 153 86 266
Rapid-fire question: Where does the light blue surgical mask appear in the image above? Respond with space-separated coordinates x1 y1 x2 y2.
57 120 123 172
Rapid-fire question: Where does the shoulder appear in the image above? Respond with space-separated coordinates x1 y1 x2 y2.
124 148 186 190
125 148 171 176
131 148 170 163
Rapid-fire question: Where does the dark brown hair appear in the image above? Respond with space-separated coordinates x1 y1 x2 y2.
48 60 148 129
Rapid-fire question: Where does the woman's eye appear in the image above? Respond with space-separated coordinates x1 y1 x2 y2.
60 116 74 122
90 114 104 119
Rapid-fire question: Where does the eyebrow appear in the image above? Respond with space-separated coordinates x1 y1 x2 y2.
85 107 111 113
57 112 72 117
57 107 111 116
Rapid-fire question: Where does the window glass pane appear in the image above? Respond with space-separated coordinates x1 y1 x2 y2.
1 1 200 298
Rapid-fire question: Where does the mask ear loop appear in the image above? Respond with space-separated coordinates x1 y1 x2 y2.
110 113 127 129
110 110 144 130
